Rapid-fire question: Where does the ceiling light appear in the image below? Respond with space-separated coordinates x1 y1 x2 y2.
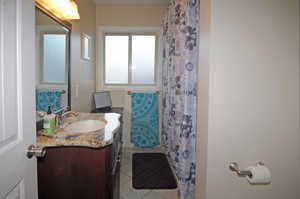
36 0 80 20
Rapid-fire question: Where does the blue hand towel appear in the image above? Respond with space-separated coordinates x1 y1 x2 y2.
36 90 62 112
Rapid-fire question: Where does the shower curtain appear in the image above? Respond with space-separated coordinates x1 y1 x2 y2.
162 0 198 199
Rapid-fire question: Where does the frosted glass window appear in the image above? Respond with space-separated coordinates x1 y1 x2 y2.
42 34 66 83
105 36 129 84
103 34 157 86
132 35 156 84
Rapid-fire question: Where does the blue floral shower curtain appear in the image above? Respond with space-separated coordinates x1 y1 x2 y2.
162 0 198 199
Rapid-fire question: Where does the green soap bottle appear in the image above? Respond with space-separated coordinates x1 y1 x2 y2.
43 106 56 135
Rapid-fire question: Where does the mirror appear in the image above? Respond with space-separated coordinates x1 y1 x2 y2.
35 8 71 116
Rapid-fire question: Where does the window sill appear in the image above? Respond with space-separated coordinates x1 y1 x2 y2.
97 84 160 92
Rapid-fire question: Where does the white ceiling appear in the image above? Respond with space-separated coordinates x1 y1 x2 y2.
93 0 169 5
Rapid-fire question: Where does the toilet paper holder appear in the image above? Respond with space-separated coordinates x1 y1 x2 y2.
229 162 264 177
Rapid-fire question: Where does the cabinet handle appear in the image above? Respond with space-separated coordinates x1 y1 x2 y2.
111 155 121 175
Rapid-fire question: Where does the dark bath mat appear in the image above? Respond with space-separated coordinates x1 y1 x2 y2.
132 153 177 189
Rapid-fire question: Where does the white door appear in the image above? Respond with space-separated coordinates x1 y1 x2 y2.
0 0 37 198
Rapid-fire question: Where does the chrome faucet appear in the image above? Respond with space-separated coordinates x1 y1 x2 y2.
54 106 69 114
62 111 79 119
54 106 77 127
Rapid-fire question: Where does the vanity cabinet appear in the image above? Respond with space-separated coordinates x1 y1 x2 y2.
37 111 123 199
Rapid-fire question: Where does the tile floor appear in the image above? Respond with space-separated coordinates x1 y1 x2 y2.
120 146 178 199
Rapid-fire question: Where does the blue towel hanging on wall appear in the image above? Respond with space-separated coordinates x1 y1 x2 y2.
36 90 62 112
131 92 160 148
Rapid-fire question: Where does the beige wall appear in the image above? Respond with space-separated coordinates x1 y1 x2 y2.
36 9 57 26
197 0 300 198
70 0 96 112
96 4 166 27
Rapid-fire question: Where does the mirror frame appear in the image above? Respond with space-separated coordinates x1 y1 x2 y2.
35 2 72 108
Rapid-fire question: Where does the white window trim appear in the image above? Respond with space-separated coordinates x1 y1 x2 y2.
96 26 163 91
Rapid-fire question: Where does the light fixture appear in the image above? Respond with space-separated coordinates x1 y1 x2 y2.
36 0 80 20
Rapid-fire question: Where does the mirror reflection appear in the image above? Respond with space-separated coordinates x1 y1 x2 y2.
35 8 70 117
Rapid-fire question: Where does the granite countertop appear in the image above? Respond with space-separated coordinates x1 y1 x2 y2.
37 112 121 149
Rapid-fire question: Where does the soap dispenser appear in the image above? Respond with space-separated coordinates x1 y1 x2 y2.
43 105 56 134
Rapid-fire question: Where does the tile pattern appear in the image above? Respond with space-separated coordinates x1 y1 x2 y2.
120 146 178 199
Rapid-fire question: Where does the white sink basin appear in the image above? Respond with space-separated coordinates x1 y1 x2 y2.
64 120 107 133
